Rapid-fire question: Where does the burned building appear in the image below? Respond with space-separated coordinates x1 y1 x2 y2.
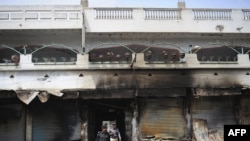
0 0 250 141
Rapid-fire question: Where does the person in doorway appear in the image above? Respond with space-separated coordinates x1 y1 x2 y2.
95 124 110 141
109 122 121 141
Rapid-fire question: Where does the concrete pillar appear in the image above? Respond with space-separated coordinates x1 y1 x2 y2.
81 0 88 7
131 100 139 141
124 109 133 141
178 0 186 8
237 54 250 64
19 54 33 67
82 23 86 53
81 1 87 53
81 104 88 141
185 89 192 141
25 107 32 141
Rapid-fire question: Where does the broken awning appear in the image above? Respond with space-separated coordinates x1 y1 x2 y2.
0 90 63 105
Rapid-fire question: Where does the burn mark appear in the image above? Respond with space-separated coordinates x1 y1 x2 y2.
0 103 23 123
0 99 25 140
94 70 134 89
31 99 80 141
191 96 238 139
92 69 244 92
138 98 185 140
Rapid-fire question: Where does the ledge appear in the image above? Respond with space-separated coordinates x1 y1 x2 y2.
0 54 250 71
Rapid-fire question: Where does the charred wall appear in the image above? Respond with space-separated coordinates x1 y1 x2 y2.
30 100 81 141
138 98 186 140
0 99 25 141
0 91 250 141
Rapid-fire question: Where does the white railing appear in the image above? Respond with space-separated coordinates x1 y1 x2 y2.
0 10 81 21
242 9 250 20
94 8 133 19
0 11 23 21
144 9 181 20
193 9 232 20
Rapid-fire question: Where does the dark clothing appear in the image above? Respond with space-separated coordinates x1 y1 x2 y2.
95 131 110 141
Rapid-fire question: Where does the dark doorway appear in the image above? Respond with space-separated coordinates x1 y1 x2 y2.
88 100 127 141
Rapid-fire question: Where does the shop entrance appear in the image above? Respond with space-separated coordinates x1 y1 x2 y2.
88 100 128 141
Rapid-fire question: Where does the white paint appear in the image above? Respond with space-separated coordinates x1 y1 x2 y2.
1 54 250 92
228 129 247 136
0 6 249 33
77 76 96 89
0 5 82 29
84 8 250 33
16 91 39 105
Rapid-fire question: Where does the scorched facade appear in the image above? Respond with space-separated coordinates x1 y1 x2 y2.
0 0 250 141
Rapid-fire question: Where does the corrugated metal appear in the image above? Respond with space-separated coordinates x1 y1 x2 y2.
0 101 25 141
31 100 81 141
191 96 237 139
240 96 250 124
139 98 185 140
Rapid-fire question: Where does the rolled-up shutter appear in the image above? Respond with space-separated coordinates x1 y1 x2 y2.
191 96 237 138
139 98 185 140
31 100 81 141
0 101 25 141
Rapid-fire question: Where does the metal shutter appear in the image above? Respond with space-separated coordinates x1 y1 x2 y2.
31 100 81 141
0 101 25 141
191 96 237 138
240 96 250 124
139 98 185 140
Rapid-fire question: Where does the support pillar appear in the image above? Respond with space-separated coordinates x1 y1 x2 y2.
81 0 87 53
81 104 88 141
131 99 139 141
25 107 32 141
185 88 192 141
81 0 89 7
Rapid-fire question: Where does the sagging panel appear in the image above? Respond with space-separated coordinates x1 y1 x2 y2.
31 100 81 141
191 96 237 139
0 100 25 141
139 98 185 140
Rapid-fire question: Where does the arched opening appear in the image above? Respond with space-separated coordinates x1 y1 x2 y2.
0 46 21 65
88 44 182 63
196 46 240 62
31 45 78 64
